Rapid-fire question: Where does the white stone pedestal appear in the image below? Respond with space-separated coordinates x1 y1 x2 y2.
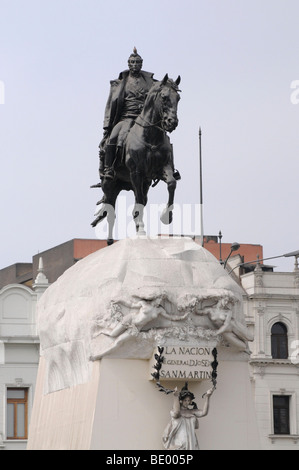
27 349 260 450
27 237 261 450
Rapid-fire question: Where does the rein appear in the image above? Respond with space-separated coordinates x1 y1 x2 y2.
135 115 165 133
130 80 179 154
134 84 170 133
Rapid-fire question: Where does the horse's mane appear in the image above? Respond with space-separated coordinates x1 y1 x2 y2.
148 77 180 95
142 76 180 114
143 80 162 108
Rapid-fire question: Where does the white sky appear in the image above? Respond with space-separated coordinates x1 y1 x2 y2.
0 0 298 271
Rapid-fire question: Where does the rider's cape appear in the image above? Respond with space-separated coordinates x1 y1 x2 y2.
103 70 155 132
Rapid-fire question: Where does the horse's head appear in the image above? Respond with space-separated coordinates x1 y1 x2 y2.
152 74 181 132
158 74 181 132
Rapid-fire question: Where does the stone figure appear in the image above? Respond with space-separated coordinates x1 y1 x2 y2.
162 383 214 450
97 293 189 357
204 297 254 352
176 290 252 352
91 49 181 244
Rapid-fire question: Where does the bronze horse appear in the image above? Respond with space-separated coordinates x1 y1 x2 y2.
91 74 181 244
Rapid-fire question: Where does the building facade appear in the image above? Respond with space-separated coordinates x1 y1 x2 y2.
0 237 298 449
240 259 299 449
0 240 106 450
0 261 48 450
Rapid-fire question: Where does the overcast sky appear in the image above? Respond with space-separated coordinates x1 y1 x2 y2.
0 0 298 272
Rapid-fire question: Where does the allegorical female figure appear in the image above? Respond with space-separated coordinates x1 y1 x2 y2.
162 383 214 450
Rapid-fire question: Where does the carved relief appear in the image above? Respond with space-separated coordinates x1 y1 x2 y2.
91 287 252 358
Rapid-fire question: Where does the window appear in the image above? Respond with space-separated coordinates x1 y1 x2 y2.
273 395 290 435
6 388 28 440
271 322 288 359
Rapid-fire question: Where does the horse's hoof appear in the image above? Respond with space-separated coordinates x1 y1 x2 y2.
91 218 99 228
107 238 114 246
160 207 173 225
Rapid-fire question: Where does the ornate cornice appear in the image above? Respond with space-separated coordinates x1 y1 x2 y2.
250 358 298 367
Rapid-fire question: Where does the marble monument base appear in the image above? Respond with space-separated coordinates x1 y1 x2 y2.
27 237 260 450
27 348 260 450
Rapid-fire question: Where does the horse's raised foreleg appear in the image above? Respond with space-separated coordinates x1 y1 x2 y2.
160 165 177 225
91 181 121 245
91 202 110 226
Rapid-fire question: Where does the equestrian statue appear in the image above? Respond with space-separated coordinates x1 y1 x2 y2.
91 48 181 244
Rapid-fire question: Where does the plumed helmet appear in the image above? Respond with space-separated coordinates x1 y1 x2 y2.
179 382 195 401
128 47 143 65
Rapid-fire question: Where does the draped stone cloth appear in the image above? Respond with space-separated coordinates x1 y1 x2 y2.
36 237 249 394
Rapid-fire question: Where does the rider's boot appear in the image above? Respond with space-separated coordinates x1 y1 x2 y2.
99 150 105 177
173 169 181 181
103 144 116 179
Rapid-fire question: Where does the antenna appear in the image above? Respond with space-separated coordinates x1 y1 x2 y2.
199 127 204 246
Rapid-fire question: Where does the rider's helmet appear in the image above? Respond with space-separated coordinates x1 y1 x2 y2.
128 47 143 73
